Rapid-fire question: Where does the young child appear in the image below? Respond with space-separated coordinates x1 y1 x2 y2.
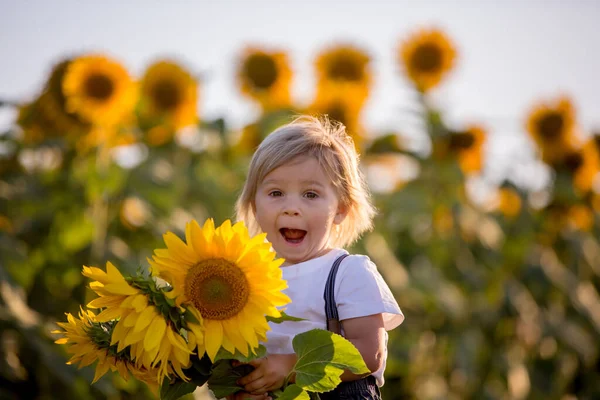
231 116 403 399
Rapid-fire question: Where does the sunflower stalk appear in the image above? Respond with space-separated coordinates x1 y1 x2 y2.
90 143 111 263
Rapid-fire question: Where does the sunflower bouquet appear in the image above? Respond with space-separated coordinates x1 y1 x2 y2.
53 219 368 400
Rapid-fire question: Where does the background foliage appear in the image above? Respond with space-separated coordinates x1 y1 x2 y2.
1 27 600 400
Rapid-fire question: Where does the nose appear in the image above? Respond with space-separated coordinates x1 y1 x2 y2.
282 198 301 216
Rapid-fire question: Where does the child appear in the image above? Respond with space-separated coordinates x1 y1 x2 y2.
231 116 403 399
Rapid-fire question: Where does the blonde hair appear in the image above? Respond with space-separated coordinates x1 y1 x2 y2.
235 115 376 248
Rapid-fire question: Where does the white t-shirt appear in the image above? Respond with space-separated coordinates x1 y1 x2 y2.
264 248 404 386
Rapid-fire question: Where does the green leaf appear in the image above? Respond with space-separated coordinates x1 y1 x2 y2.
277 384 310 400
214 344 266 362
207 360 253 398
160 378 197 400
292 329 369 393
266 312 305 324
191 353 213 376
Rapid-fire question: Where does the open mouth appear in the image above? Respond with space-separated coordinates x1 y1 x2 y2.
280 228 307 244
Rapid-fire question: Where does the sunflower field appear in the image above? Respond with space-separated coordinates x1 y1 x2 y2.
1 26 600 400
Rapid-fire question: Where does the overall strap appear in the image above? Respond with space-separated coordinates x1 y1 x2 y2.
324 254 349 334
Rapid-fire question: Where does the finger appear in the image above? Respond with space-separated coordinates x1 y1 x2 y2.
245 378 268 394
237 368 263 386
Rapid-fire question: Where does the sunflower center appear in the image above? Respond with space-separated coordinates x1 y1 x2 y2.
328 56 363 82
563 152 583 172
537 112 564 141
592 135 600 154
327 103 348 126
244 54 278 89
152 80 182 111
185 258 250 320
85 74 114 100
449 132 475 149
412 44 443 73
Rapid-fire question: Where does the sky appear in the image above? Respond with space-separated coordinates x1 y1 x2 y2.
1 0 599 187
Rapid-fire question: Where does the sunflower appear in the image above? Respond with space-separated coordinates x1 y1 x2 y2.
526 96 579 166
497 188 522 218
120 197 150 230
315 45 371 103
235 122 262 154
140 60 198 132
62 55 137 127
53 307 159 388
148 219 290 361
308 91 364 148
17 60 91 143
573 137 600 194
237 47 292 111
82 262 203 384
448 124 486 174
399 28 457 93
567 205 594 232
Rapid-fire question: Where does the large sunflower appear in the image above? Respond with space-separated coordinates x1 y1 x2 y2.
148 219 290 361
399 28 457 93
448 124 486 174
140 60 198 133
62 55 137 127
53 307 159 388
315 45 371 103
238 47 292 111
525 96 578 166
83 262 203 384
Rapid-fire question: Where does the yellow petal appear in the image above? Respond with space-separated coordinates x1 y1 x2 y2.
92 359 111 383
144 315 167 351
87 295 124 309
96 307 124 322
131 294 148 311
103 283 138 296
204 319 223 361
133 307 156 333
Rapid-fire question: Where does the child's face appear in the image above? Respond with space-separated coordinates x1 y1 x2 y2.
254 156 346 265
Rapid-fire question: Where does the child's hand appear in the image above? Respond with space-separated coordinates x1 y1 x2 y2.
235 353 297 394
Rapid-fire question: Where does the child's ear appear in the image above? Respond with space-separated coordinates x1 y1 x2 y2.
333 204 348 225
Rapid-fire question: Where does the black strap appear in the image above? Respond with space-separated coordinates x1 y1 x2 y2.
324 254 349 333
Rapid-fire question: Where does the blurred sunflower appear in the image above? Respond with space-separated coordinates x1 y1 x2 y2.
120 197 150 230
526 96 579 166
140 60 198 133
83 262 203 384
448 125 486 174
149 219 290 361
62 55 137 127
238 47 292 110
497 187 522 218
17 60 90 143
573 137 600 194
400 28 457 93
567 204 594 232
308 91 363 148
315 45 371 102
53 307 159 388
235 122 262 154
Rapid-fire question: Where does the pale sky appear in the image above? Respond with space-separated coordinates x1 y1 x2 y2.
1 0 599 187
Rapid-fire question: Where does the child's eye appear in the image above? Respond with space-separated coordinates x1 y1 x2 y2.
269 190 283 197
304 191 318 199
